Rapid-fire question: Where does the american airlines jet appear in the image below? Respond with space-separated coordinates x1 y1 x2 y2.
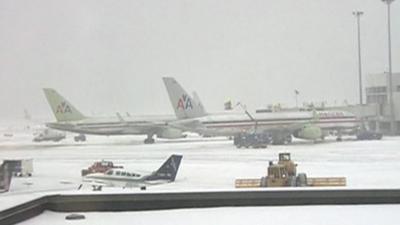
43 88 185 144
163 77 360 144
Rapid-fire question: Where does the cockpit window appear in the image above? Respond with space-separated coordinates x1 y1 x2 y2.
106 170 113 175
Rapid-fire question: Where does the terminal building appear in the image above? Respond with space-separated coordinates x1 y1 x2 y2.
325 72 400 135
255 72 400 135
363 72 400 134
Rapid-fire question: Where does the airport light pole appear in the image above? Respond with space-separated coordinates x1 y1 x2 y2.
382 0 396 134
353 11 364 105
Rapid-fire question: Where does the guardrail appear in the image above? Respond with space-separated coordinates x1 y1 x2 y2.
2 189 400 224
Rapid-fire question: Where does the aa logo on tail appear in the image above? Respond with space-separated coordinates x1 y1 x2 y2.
56 101 72 114
177 94 193 110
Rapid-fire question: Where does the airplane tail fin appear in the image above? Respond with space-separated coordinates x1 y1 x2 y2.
0 162 12 192
43 88 86 122
192 91 207 116
162 77 207 119
146 154 183 182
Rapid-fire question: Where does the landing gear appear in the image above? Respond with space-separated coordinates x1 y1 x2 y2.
74 134 86 142
144 135 155 144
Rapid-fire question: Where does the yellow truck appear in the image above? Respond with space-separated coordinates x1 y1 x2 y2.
235 153 346 188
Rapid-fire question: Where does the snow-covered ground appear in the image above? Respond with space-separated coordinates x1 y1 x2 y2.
1 130 400 224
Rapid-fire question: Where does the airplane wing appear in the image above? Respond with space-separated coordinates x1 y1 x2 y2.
82 178 111 191
82 176 109 185
166 119 203 132
118 120 186 139
112 120 165 133
257 110 320 134
261 121 307 133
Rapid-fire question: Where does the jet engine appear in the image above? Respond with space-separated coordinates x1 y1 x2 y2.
293 124 322 140
157 128 185 139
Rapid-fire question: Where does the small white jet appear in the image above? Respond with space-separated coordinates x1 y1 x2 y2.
33 128 66 142
83 155 182 189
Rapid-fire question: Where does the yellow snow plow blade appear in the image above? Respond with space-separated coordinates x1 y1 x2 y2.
307 177 346 187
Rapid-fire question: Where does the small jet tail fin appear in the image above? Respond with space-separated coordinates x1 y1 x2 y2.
147 154 183 182
0 163 12 192
43 88 86 122
162 77 207 119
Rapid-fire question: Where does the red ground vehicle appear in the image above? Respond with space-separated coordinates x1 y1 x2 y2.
81 160 123 176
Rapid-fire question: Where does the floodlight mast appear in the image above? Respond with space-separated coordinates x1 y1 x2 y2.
382 0 396 134
352 11 364 105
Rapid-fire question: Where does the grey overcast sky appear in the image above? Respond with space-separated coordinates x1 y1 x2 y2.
0 0 399 120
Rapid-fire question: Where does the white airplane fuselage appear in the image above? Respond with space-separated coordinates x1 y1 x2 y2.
47 115 178 136
172 110 360 137
83 171 161 187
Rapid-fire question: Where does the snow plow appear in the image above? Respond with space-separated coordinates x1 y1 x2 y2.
235 153 346 188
